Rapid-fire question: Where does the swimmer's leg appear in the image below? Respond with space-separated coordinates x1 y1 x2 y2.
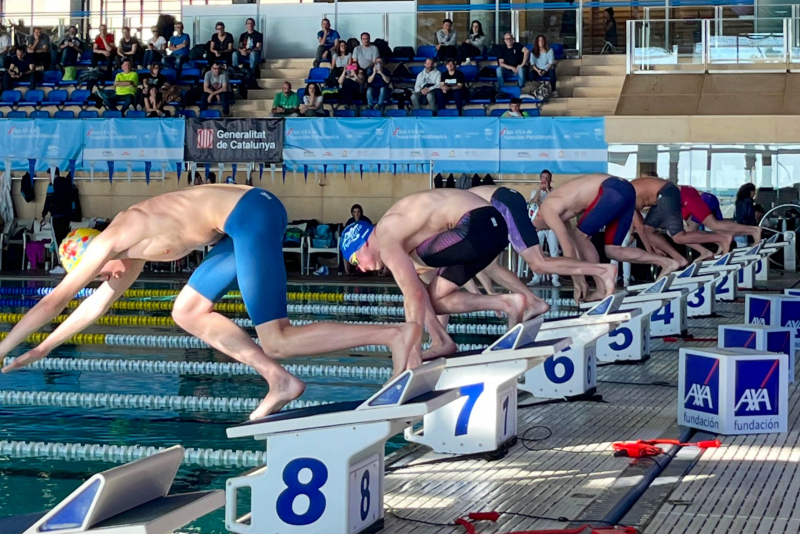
481 261 550 321
672 228 733 256
604 244 681 283
648 232 691 267
520 244 616 299
703 216 762 243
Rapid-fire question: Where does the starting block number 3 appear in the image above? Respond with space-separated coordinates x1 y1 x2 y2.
275 455 380 532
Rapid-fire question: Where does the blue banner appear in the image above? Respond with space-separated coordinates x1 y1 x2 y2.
283 118 390 171
389 118 500 174
82 118 185 171
499 117 607 174
0 119 83 171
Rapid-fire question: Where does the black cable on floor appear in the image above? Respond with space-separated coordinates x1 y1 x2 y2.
598 379 677 388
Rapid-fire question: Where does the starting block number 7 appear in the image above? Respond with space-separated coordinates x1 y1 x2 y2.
456 383 514 441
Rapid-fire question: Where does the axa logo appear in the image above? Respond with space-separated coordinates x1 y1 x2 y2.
751 318 766 325
392 128 401 136
7 127 14 135
499 128 507 136
784 320 800 328
286 128 294 136
684 354 719 415
735 359 780 416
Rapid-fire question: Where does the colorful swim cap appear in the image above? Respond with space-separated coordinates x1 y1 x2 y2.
340 221 374 264
59 228 101 273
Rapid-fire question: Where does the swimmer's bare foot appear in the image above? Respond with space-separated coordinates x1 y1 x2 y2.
521 294 549 323
389 322 423 378
754 227 762 243
572 275 589 305
250 372 306 420
693 249 714 264
656 258 681 280
599 264 618 298
720 235 733 254
422 339 458 361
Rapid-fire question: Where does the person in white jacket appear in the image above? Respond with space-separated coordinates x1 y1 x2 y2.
529 170 562 286
411 58 441 110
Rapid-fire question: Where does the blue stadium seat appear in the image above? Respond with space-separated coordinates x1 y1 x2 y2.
334 109 356 117
30 110 50 118
0 90 22 107
126 110 146 118
297 88 306 101
54 110 75 119
179 110 197 118
0 111 3 117
180 68 202 84
103 110 123 118
199 110 221 119
409 66 424 77
162 68 179 84
385 109 407 117
41 71 63 87
65 89 91 106
360 109 381 117
524 107 541 117
463 108 486 116
78 49 93 66
18 89 44 107
414 45 436 61
460 65 479 83
7 110 27 118
489 108 506 117
41 89 68 107
411 109 433 117
497 86 521 102
77 110 99 118
437 109 459 117
305 67 330 83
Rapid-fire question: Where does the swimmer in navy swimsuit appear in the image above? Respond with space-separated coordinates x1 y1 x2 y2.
342 189 550 361
681 185 762 244
0 185 421 419
469 185 618 301
631 177 733 264
534 173 682 300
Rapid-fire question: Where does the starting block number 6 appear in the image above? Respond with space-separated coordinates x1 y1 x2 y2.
544 349 575 384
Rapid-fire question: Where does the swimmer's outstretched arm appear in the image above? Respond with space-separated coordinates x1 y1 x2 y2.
632 211 656 253
3 260 145 373
0 234 121 366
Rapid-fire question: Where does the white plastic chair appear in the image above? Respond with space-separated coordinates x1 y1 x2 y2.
282 223 307 274
305 231 340 275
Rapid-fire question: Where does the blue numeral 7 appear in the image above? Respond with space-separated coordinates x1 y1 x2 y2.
455 383 485 436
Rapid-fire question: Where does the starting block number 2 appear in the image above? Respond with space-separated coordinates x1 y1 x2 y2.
275 454 380 531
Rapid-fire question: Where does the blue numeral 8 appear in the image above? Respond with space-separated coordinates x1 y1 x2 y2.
360 470 371 521
276 458 328 525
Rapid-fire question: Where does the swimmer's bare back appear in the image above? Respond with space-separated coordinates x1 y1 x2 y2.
631 177 668 210
538 173 613 223
376 189 492 251
105 184 254 262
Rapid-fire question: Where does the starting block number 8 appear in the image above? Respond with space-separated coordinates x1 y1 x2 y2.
277 459 329 526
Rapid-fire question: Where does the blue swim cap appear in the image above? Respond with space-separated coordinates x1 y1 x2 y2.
341 221 374 264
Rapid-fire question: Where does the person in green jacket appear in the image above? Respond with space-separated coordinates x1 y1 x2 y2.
501 97 531 118
271 81 300 117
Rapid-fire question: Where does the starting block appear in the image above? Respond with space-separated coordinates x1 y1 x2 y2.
718 324 795 382
521 293 636 394
697 254 742 302
225 360 459 534
0 445 223 534
632 264 719 318
679 347 788 435
584 276 688 337
404 319 570 456
746 294 800 352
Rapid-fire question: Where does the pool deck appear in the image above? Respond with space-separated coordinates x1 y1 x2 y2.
379 271 800 533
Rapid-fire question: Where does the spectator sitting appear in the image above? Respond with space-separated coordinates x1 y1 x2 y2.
344 204 373 275
165 22 190 70
3 46 36 91
117 27 141 69
199 61 232 117
530 34 557 97
314 18 340 68
496 32 528 88
233 18 263 74
458 20 488 64
56 26 83 69
436 18 458 62
436 59 465 115
754 203 765 225
271 81 300 117
330 40 351 79
92 24 116 75
299 82 324 116
209 22 234 65
143 26 166 68
337 64 365 109
411 57 441 111
0 26 13 69
352 32 379 76
366 57 391 110
501 97 531 117
100 58 138 113
141 63 169 116
26 26 51 70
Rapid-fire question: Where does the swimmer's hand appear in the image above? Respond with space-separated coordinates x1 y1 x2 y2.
2 346 49 373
